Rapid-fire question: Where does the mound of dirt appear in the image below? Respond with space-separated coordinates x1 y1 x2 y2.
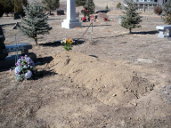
49 52 155 106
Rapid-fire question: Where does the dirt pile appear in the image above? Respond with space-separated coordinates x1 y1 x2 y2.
49 52 155 106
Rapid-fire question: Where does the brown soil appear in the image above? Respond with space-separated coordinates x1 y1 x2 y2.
49 52 157 106
0 10 171 128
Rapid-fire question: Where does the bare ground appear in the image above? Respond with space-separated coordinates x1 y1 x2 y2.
0 11 171 128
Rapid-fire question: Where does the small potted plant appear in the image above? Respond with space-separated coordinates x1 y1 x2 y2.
61 38 74 51
14 55 35 81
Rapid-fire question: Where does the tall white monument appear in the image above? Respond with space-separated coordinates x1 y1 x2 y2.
62 0 81 29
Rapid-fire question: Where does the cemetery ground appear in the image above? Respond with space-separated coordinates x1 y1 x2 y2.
0 11 171 127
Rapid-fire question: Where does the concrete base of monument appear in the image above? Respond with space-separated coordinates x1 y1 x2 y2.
61 19 81 29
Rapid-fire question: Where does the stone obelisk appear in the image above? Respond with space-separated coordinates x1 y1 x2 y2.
62 0 81 29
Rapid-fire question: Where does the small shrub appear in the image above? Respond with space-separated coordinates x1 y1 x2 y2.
154 6 162 15
105 5 109 10
84 0 95 15
163 1 171 24
116 2 122 9
81 8 90 17
121 0 142 33
20 2 51 45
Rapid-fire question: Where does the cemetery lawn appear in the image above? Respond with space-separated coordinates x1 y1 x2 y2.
0 11 171 127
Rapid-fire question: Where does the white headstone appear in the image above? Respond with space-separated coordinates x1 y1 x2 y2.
62 0 81 29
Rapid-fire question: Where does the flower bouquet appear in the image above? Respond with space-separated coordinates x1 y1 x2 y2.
14 55 35 81
61 38 74 51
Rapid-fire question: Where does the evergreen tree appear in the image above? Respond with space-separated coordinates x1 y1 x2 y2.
42 0 60 14
20 2 51 45
84 0 95 15
162 1 171 24
76 0 86 6
105 5 109 10
154 6 162 15
121 0 142 33
116 2 122 9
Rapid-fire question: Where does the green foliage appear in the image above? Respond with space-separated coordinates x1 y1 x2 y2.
64 44 72 51
84 0 95 15
0 0 14 15
105 5 109 10
14 0 28 19
121 0 142 33
0 0 27 17
42 0 60 14
76 0 86 6
154 6 162 15
116 2 122 9
163 1 171 24
14 0 27 13
20 2 51 45
61 38 74 51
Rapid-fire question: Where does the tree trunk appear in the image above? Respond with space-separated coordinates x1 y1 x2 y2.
34 36 38 45
49 10 52 15
129 28 132 34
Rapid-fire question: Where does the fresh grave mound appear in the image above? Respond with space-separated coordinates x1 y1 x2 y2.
49 52 155 106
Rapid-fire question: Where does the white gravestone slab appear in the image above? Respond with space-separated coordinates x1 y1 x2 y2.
62 0 81 29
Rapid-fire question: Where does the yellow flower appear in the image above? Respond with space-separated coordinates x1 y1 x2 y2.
66 38 73 45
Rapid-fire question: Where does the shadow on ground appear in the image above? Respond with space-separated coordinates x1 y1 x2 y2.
33 56 57 79
39 39 85 47
82 24 112 28
39 40 61 47
35 56 53 65
0 56 53 72
132 30 158 35
33 70 57 80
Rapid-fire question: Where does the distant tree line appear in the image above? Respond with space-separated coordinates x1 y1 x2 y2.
42 0 60 15
76 0 95 15
0 0 27 17
76 0 87 6
0 0 14 16
0 0 60 18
